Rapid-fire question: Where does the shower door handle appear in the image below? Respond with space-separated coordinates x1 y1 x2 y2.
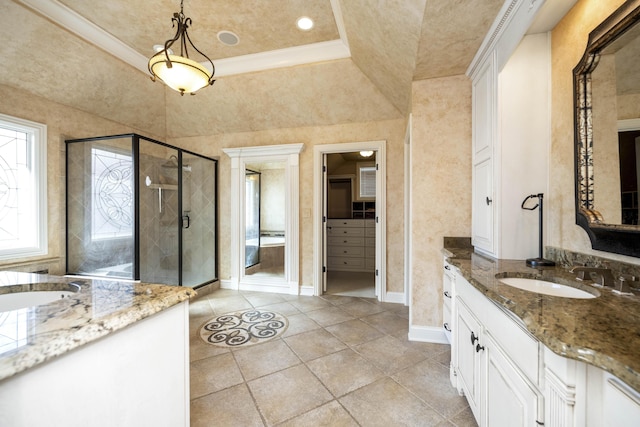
182 214 190 229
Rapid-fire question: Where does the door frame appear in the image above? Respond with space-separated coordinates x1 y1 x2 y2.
223 143 303 294
312 140 387 300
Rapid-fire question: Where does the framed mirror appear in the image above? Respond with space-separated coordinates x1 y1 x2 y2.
574 0 640 257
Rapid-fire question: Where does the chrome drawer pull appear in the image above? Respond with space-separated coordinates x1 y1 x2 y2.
444 323 451 332
443 291 452 299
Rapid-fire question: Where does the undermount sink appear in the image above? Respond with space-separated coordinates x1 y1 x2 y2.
498 277 598 299
0 283 80 313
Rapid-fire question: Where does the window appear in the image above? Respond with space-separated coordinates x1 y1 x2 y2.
91 147 133 241
358 162 376 199
0 114 47 260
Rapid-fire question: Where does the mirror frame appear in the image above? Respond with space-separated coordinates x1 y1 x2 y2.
574 0 640 258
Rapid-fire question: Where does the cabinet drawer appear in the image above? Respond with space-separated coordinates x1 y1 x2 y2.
364 220 376 228
327 236 364 246
365 228 376 237
328 257 365 268
365 237 375 247
365 258 376 270
327 219 365 228
328 227 365 237
443 259 456 280
443 303 452 343
365 246 375 258
328 245 364 257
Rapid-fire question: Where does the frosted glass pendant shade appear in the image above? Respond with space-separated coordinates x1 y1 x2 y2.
149 54 212 95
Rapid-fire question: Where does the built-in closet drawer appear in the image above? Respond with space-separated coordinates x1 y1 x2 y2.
327 236 364 246
326 219 374 272
328 227 365 237
365 258 376 270
328 245 365 257
328 256 365 269
327 219 366 228
365 246 375 258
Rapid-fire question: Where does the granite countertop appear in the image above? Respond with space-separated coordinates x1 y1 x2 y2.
443 246 640 393
0 271 196 382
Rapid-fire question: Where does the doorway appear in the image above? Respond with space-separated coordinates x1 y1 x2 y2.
313 141 387 300
325 153 376 297
223 143 303 294
244 162 286 278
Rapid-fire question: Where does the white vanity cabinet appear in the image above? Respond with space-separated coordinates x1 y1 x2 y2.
451 270 640 427
453 274 542 427
544 346 640 427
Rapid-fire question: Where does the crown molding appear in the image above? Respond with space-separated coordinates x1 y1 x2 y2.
19 0 351 78
214 40 350 77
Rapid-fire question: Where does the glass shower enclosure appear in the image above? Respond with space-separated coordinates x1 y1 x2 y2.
66 134 217 288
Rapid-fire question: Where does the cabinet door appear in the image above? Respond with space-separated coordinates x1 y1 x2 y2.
473 57 494 162
455 299 483 422
472 158 494 254
602 373 640 427
484 333 542 427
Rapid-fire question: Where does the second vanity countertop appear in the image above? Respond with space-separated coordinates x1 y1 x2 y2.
0 271 196 382
444 247 640 393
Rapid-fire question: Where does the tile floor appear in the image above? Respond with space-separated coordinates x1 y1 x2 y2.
326 271 376 298
189 288 477 427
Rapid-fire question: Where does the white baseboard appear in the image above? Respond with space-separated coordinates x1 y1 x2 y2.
221 279 298 295
384 291 406 304
408 325 449 344
299 286 314 296
220 279 237 290
238 282 290 294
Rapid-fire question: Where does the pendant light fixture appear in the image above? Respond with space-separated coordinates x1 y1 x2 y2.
148 0 215 95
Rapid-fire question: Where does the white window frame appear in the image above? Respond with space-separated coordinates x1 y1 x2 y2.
357 161 376 201
0 113 47 260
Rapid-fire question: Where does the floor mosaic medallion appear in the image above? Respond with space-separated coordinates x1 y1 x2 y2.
199 309 288 348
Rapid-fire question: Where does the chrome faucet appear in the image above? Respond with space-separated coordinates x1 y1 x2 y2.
569 266 615 288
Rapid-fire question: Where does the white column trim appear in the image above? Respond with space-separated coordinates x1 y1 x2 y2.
223 144 303 294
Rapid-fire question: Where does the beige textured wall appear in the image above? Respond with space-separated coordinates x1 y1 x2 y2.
410 75 472 327
550 0 640 265
0 84 164 274
169 119 407 291
0 1 166 137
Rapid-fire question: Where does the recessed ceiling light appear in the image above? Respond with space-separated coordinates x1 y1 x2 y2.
296 16 314 31
217 30 239 46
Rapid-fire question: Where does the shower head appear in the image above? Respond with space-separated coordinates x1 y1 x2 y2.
161 154 191 171
161 155 178 168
